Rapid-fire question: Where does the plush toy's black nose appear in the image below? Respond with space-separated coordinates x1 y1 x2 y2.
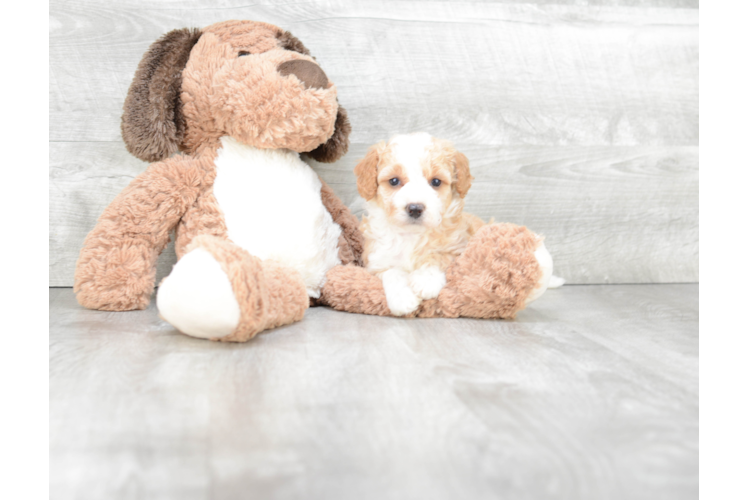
407 204 425 219
278 60 329 90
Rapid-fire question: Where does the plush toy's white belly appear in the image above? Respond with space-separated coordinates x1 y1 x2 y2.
212 136 342 298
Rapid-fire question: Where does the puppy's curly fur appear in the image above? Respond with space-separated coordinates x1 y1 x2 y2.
322 133 549 320
354 133 484 316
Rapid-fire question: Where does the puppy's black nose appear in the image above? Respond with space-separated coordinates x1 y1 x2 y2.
407 203 425 219
278 60 329 90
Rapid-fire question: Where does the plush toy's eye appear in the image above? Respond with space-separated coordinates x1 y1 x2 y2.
430 178 442 187
238 51 251 57
389 178 400 186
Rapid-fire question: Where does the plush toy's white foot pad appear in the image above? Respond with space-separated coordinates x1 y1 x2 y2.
548 275 566 288
157 248 241 339
526 242 554 304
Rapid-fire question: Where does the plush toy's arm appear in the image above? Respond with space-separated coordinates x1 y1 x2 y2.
74 156 205 311
322 223 543 320
433 223 542 319
318 176 365 266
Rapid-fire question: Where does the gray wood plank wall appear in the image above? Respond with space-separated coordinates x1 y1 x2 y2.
49 0 698 286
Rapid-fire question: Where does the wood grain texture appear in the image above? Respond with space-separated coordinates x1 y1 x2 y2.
50 0 698 145
50 284 699 500
49 0 699 286
50 141 697 286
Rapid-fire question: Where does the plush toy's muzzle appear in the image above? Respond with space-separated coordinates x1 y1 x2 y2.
199 42 340 153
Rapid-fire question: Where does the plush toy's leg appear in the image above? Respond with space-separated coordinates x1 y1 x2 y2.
157 235 308 342
319 264 392 316
433 223 544 320
320 223 549 320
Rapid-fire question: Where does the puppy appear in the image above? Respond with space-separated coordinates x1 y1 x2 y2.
354 132 486 316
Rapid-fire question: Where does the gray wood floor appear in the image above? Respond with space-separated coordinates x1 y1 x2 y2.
49 285 698 500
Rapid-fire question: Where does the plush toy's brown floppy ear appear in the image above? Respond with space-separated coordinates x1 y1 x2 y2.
354 143 381 200
453 151 473 198
121 28 202 162
307 105 352 163
277 30 312 56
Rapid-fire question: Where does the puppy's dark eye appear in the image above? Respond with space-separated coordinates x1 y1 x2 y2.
389 178 400 186
430 178 442 187
238 51 251 57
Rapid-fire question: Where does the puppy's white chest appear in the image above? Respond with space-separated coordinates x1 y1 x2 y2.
363 205 426 274
212 137 342 297
371 231 421 271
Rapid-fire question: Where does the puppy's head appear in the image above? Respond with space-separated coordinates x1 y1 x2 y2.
121 20 350 163
354 132 473 229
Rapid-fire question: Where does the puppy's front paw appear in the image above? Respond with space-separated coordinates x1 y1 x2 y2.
386 286 421 316
381 269 421 316
409 266 447 300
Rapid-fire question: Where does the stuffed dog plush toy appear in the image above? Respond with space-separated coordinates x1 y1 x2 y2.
75 20 359 341
75 20 551 342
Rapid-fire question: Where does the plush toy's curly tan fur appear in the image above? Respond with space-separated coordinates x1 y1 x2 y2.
75 20 546 342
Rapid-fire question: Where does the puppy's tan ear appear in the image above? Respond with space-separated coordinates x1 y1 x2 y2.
354 144 381 200
121 28 202 162
453 151 473 198
307 104 352 163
